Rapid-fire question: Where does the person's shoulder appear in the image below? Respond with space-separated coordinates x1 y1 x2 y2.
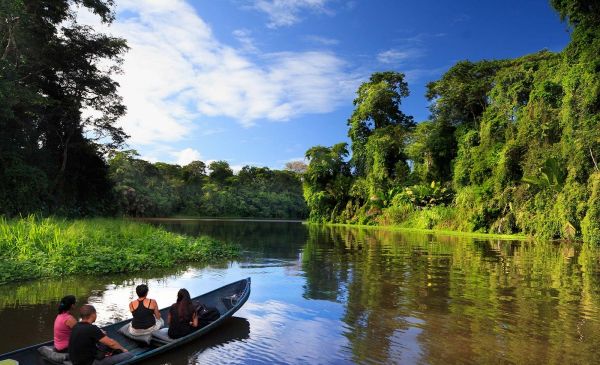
71 322 89 333
89 323 104 336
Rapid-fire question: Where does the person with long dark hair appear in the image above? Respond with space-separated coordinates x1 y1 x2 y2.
167 289 198 339
54 295 77 352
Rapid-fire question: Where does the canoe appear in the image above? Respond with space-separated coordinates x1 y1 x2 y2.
0 277 251 365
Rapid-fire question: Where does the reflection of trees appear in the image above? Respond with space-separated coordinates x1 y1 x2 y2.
152 220 308 260
302 226 600 364
0 269 185 354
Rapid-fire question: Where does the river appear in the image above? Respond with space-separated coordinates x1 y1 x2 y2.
1 220 600 364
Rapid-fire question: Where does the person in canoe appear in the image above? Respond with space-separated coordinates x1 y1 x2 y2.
127 284 163 336
54 295 77 353
167 289 198 339
69 304 133 365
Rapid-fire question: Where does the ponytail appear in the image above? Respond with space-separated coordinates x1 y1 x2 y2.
58 295 76 314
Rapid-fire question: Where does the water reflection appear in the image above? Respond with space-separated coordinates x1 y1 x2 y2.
1 220 600 364
301 225 600 364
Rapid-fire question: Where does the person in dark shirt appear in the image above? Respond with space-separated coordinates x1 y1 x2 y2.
68 304 134 365
167 289 198 339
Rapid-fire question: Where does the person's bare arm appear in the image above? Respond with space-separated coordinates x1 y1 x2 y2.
65 315 77 329
151 299 161 319
191 312 198 328
99 336 128 352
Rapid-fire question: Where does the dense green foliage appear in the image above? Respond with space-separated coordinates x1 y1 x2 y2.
0 216 239 283
109 151 308 219
0 0 128 216
303 0 600 242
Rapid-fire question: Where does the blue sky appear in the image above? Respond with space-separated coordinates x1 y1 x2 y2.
85 0 571 170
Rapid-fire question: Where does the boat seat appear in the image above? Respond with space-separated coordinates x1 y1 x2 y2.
221 294 240 310
117 323 155 345
151 328 175 345
37 346 69 364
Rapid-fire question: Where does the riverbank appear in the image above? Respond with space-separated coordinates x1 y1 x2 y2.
0 216 239 284
314 222 531 241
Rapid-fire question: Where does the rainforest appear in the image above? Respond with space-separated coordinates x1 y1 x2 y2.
1 0 599 242
302 0 600 243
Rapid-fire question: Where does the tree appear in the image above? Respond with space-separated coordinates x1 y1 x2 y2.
406 120 457 183
551 0 600 27
285 160 308 174
182 161 207 183
303 143 352 221
0 0 128 215
208 161 234 184
426 60 502 130
348 71 414 176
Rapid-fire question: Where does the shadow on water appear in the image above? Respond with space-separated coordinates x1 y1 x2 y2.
142 316 251 365
3 220 600 364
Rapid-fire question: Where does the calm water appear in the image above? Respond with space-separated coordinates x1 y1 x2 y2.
2 220 600 364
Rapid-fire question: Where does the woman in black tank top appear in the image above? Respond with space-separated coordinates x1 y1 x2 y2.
128 284 164 335
132 298 156 329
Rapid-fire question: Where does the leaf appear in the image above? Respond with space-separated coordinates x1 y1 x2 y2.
563 221 576 240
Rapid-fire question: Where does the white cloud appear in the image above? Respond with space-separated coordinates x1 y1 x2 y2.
76 0 354 145
303 34 339 46
232 28 258 53
139 155 159 163
247 0 331 28
172 148 202 165
230 164 246 174
377 48 423 64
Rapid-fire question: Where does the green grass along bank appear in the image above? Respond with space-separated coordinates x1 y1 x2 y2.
316 222 530 242
0 216 240 284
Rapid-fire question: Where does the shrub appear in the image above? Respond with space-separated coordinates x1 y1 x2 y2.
582 173 600 244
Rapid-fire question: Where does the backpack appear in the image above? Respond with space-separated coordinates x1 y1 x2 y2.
195 304 220 327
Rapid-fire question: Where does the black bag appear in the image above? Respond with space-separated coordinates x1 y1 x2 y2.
195 304 220 327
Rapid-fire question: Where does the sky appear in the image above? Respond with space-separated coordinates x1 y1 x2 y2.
80 0 571 170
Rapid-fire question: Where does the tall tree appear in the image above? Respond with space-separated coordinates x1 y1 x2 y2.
551 0 600 27
0 0 128 215
208 161 234 184
303 143 352 221
426 60 502 130
348 72 414 177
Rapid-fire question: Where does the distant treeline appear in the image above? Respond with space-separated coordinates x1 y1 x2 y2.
302 0 600 243
108 151 308 219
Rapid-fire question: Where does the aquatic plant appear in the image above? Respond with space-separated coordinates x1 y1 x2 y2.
0 216 239 284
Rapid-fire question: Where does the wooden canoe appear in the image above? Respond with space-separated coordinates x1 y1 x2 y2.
0 277 251 364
